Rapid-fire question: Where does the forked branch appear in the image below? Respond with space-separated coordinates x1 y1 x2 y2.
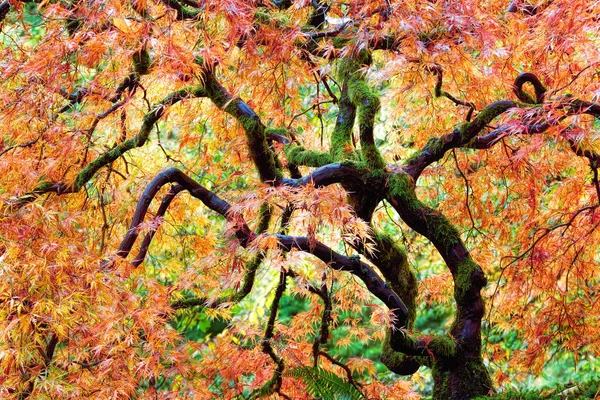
117 167 432 357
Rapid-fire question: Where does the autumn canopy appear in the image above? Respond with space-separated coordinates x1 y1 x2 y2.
1 0 599 398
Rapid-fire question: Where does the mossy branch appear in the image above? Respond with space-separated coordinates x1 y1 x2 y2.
337 55 386 170
132 47 152 76
330 81 358 161
385 170 487 354
118 168 414 345
513 72 546 104
201 67 282 182
285 144 333 167
10 86 207 208
353 230 426 375
381 332 424 376
404 100 515 180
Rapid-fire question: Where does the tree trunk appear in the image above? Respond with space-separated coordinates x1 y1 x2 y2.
432 355 493 399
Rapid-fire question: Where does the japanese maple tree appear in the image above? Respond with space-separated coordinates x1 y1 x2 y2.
1 0 599 399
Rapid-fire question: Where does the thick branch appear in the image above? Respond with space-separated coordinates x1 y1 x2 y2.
201 68 281 183
513 72 547 104
330 81 357 161
307 0 329 28
386 172 487 350
285 145 333 167
0 0 10 22
353 231 425 375
466 117 600 168
121 168 428 356
281 163 366 188
336 54 386 169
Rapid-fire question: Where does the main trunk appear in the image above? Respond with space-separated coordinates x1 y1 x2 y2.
432 354 493 399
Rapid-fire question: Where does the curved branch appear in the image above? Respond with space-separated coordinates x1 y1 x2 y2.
116 168 240 261
403 73 600 180
10 86 207 207
336 55 386 169
466 121 600 183
403 100 515 180
385 172 487 351
281 163 366 188
352 231 424 375
507 0 553 16
0 0 10 22
129 184 186 266
513 72 546 104
466 122 551 149
430 65 476 110
307 0 330 28
120 168 427 356
201 67 281 183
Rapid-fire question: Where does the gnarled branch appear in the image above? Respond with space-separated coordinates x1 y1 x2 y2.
118 168 431 357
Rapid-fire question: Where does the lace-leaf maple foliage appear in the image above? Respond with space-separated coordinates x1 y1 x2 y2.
1 0 599 399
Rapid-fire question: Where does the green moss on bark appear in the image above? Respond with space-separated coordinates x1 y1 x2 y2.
432 356 493 400
386 173 419 210
460 101 514 141
386 172 462 253
133 47 151 76
226 108 282 182
264 127 288 137
371 232 417 323
454 258 487 309
428 334 457 359
330 81 357 162
285 144 332 167
367 230 424 376
380 331 422 375
335 55 385 169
